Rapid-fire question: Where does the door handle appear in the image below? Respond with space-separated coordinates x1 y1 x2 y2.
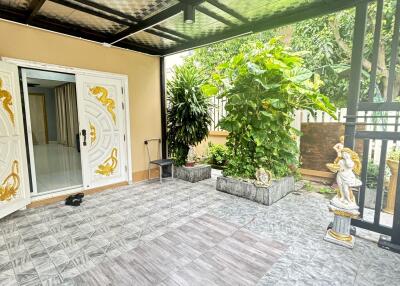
82 129 87 146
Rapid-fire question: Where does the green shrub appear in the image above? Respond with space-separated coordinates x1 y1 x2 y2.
203 39 336 179
207 143 230 168
366 162 379 189
167 64 212 166
304 181 314 192
388 149 400 161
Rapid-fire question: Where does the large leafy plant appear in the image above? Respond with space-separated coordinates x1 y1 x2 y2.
204 39 336 179
167 64 212 166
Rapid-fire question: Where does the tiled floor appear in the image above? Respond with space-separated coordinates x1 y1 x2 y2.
33 144 82 193
0 172 400 285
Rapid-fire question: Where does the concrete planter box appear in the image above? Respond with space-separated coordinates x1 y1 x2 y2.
175 164 212 183
216 176 295 206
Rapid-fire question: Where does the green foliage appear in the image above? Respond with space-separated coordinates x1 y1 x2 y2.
189 31 275 79
318 187 336 195
291 1 400 106
290 13 353 107
304 181 315 192
167 64 212 166
207 143 230 168
388 149 400 161
183 2 399 107
366 162 379 189
204 39 336 179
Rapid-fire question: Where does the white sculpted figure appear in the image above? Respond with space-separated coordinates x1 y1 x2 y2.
186 145 197 164
327 148 361 209
333 135 344 157
255 167 272 186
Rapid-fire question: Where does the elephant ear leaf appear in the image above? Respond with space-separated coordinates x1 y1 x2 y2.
201 84 218 97
287 67 313 83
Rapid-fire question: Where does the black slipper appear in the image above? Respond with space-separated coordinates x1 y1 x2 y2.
73 193 85 200
65 195 81 206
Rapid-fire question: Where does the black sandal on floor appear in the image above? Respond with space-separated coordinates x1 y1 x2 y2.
74 193 84 200
65 195 81 206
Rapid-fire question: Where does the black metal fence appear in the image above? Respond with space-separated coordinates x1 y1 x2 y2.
345 0 400 253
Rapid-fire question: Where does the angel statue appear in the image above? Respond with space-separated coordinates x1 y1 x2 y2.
186 145 197 167
326 148 362 209
255 167 272 187
333 135 344 157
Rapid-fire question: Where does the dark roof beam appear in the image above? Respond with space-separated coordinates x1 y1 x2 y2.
71 0 191 43
196 6 236 27
74 0 138 22
163 0 371 55
31 15 161 54
153 25 193 41
146 29 186 43
0 4 161 55
50 0 133 26
206 0 249 23
109 0 205 44
26 0 47 24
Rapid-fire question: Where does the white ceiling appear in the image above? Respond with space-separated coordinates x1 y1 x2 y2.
27 78 68 88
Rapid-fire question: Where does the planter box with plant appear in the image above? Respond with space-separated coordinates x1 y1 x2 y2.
167 64 212 182
216 175 295 206
203 39 336 204
384 149 399 214
174 164 212 183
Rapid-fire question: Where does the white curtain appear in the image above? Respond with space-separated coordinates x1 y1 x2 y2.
55 83 79 148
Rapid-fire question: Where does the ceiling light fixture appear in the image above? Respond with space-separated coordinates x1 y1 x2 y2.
184 4 195 24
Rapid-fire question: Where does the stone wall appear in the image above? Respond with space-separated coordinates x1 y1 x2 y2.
300 123 364 172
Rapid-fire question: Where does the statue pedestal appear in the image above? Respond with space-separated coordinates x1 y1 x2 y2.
324 203 359 249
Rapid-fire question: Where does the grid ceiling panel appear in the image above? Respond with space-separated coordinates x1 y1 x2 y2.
0 0 364 55
39 1 126 34
220 0 319 22
127 31 177 49
198 2 242 25
88 0 178 20
0 0 30 10
159 10 230 40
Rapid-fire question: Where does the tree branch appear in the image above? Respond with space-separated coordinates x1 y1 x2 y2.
329 17 372 72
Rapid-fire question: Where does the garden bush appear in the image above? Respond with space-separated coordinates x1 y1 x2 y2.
366 162 379 189
207 143 230 169
203 39 336 179
167 64 212 166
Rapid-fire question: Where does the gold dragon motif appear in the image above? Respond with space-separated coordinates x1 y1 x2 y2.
89 122 96 145
0 160 20 201
0 78 15 126
89 86 116 124
96 148 118 176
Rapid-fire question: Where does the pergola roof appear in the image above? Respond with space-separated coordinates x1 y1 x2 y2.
0 0 370 56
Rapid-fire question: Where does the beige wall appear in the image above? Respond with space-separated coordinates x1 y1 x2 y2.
0 20 161 181
195 131 228 157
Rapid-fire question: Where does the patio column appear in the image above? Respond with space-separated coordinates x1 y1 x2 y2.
160 56 167 159
344 2 368 149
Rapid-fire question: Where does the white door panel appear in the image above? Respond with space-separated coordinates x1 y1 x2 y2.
0 61 30 218
76 75 127 189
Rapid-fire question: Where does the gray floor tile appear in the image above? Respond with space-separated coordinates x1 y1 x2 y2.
0 174 399 285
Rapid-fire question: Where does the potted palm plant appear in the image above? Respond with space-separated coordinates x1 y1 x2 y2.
384 149 399 214
167 64 212 182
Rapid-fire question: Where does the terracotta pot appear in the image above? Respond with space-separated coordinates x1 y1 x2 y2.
384 159 399 214
185 162 195 167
